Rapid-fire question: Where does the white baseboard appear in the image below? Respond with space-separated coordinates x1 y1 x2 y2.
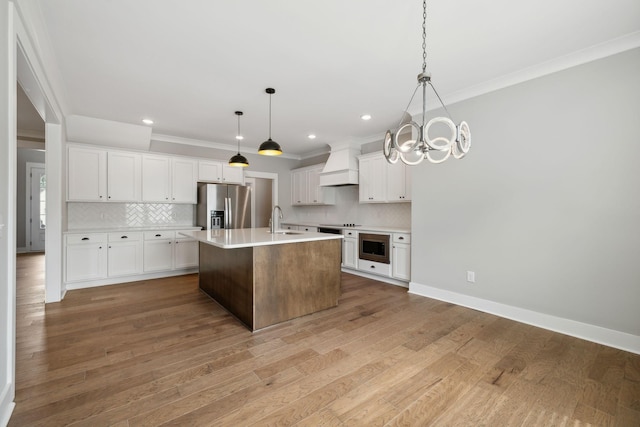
409 281 640 355
0 383 15 427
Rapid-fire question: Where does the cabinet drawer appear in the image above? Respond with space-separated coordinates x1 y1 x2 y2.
144 231 175 240
393 233 411 244
65 233 107 245
358 259 391 277
108 232 142 242
342 229 358 238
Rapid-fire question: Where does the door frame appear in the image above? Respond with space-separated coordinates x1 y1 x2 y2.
25 161 45 252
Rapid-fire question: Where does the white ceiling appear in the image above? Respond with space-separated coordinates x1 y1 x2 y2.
27 0 640 156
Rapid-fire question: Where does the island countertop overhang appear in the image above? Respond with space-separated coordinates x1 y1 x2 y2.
180 227 343 249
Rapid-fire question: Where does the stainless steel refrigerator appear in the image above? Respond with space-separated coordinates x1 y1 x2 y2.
196 183 251 230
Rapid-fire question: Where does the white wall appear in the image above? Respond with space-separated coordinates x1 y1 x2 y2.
0 0 16 423
410 48 640 352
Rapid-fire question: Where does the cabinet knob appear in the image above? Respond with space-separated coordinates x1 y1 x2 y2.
81 237 89 241
99 195 103 199
370 265 375 269
121 235 128 239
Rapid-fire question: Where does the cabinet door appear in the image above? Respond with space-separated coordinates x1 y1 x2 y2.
307 167 322 204
66 243 107 282
222 164 244 184
386 162 409 202
171 158 197 203
291 170 307 205
68 146 106 201
174 238 198 268
108 240 143 277
143 239 174 272
392 243 411 280
198 160 222 182
342 238 358 269
359 155 387 202
107 151 141 202
142 155 171 202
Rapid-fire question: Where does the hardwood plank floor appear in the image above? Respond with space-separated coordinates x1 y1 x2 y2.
10 253 640 426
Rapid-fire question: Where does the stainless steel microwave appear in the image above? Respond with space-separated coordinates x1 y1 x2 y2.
358 233 390 264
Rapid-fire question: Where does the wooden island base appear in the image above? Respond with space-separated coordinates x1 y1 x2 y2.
198 239 341 331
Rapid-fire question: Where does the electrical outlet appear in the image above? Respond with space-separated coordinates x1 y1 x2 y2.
466 271 475 283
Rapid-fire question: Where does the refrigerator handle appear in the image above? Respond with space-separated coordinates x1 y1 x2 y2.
225 197 231 229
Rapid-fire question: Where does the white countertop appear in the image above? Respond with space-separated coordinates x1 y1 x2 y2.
180 227 343 249
65 226 202 234
281 222 411 234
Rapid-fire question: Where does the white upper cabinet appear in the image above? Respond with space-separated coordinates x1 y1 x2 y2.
290 164 335 206
68 146 107 201
198 160 244 184
142 155 197 203
386 161 411 202
358 153 387 202
171 158 197 203
142 154 171 202
358 152 411 203
107 151 142 202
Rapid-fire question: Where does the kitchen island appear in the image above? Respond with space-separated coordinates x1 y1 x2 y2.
180 228 343 331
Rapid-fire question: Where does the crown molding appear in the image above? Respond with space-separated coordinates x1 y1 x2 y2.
151 133 302 160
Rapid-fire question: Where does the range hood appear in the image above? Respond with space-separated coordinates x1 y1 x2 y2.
319 143 361 186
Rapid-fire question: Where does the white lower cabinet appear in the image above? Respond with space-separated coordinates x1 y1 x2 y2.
65 229 199 287
65 233 108 282
392 233 411 281
107 232 143 277
342 229 358 269
143 231 175 272
143 230 199 272
174 236 198 269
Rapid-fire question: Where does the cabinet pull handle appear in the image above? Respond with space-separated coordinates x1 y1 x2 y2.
121 235 128 239
398 236 404 240
81 237 89 241
370 265 375 269
155 234 162 237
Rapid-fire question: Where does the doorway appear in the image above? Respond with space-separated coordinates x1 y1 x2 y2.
25 162 45 252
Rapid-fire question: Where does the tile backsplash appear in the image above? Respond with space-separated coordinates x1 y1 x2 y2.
290 186 411 228
67 203 194 230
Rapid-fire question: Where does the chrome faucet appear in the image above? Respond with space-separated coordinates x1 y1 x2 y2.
270 205 283 233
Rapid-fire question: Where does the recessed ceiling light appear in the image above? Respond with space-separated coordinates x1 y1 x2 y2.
361 114 372 121
307 134 316 140
235 135 244 140
142 118 154 125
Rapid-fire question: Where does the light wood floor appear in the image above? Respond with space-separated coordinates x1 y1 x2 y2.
10 253 640 426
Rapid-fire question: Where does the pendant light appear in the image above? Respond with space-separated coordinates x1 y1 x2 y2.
228 111 249 167
383 0 471 165
258 88 283 156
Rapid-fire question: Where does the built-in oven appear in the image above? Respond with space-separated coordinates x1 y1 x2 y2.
358 233 390 264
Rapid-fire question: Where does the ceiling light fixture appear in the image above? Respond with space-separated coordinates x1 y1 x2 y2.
307 134 316 140
142 118 153 125
228 111 249 168
360 114 372 121
258 88 282 156
383 0 470 165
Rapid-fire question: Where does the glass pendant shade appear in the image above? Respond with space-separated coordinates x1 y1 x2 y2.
229 111 249 167
259 88 282 156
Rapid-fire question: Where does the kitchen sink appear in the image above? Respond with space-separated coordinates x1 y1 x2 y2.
268 230 302 235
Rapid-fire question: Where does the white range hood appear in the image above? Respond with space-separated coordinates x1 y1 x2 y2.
319 143 361 187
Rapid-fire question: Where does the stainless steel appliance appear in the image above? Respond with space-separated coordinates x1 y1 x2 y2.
196 183 251 230
359 233 390 264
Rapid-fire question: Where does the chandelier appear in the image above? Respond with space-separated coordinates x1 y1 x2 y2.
383 0 471 165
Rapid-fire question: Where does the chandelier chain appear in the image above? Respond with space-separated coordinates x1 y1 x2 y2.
422 0 427 73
